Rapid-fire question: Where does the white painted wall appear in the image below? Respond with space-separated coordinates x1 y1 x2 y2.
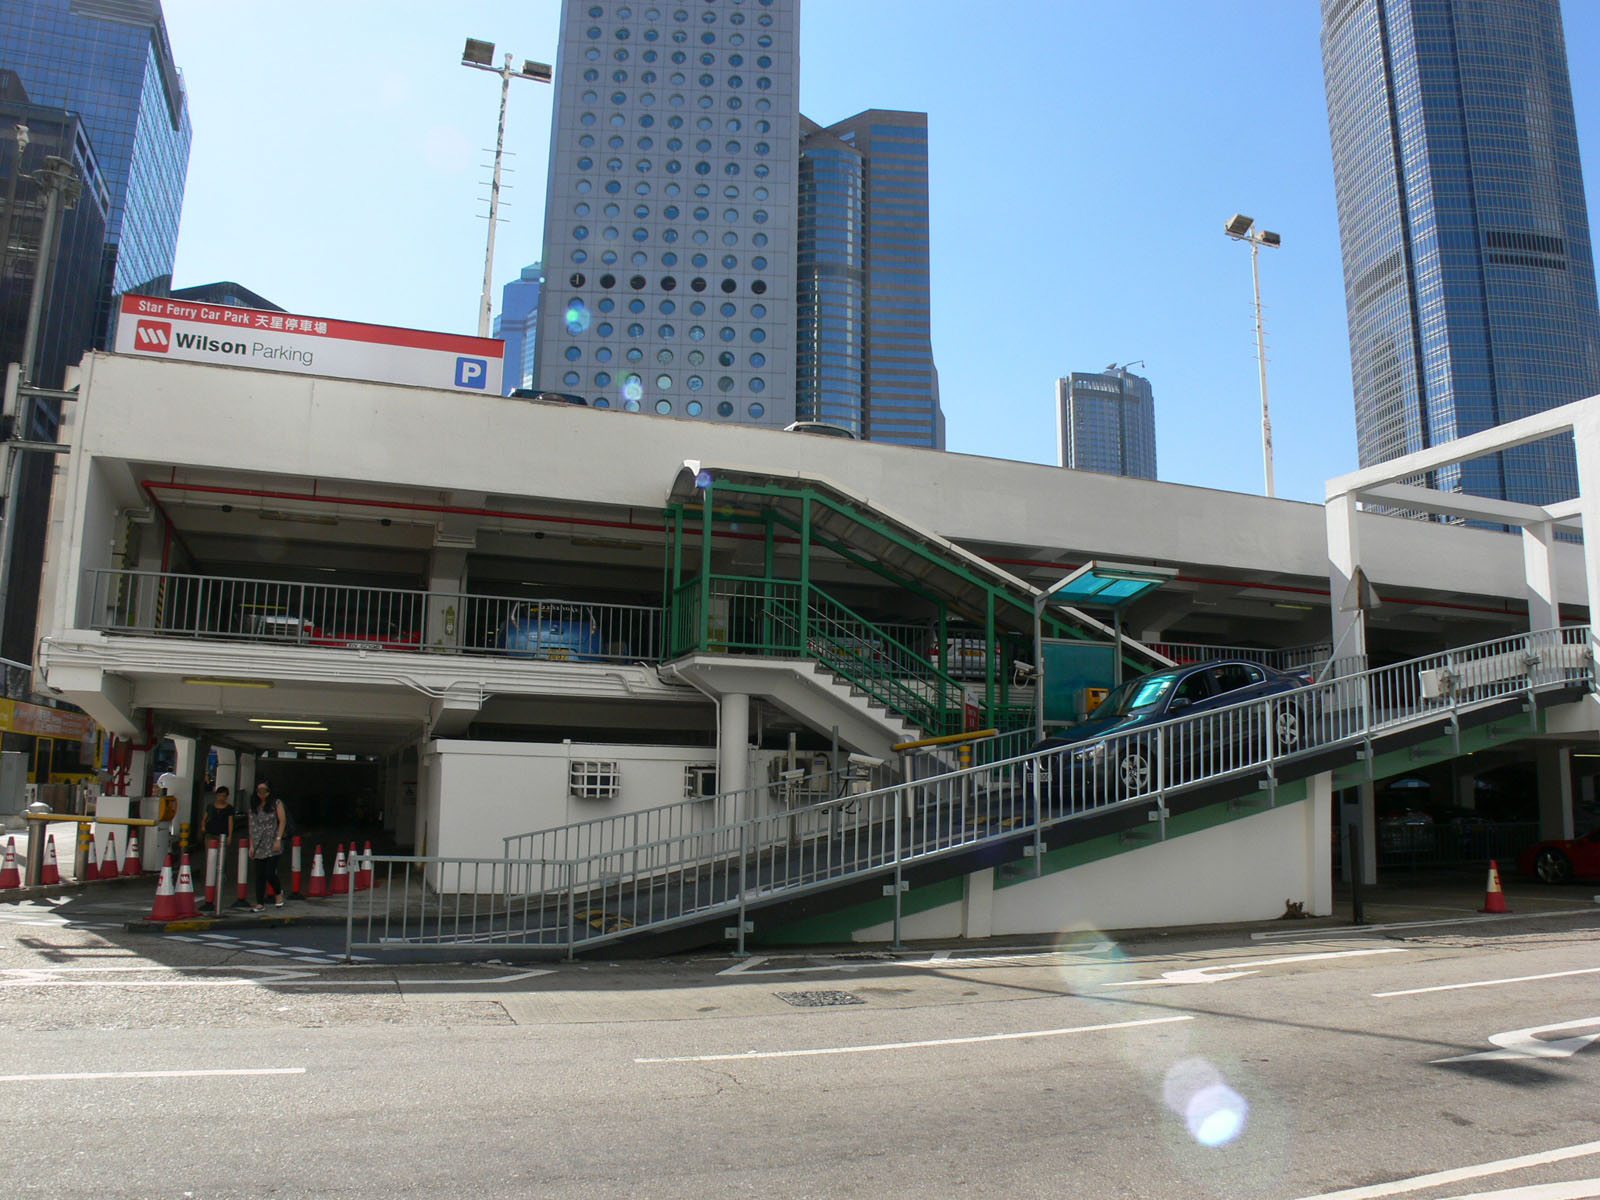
856 787 1333 942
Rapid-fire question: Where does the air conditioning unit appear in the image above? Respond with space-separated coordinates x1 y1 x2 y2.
683 764 717 799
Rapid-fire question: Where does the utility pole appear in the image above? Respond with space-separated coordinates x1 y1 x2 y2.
1223 214 1282 498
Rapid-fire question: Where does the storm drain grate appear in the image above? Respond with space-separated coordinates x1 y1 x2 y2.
774 990 866 1008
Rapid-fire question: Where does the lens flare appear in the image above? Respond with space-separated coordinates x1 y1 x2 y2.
622 374 644 402
564 300 591 333
1163 1058 1248 1148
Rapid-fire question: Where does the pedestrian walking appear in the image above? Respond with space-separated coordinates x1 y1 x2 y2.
248 781 287 911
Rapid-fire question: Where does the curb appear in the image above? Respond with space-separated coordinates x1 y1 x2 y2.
1 875 153 904
125 911 352 933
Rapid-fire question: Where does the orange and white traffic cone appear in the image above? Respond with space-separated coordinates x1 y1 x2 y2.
1480 859 1511 914
100 831 121 880
354 842 373 892
173 853 199 918
329 844 349 895
82 836 99 885
39 834 60 885
146 856 179 921
306 845 328 898
122 832 143 877
0 837 19 889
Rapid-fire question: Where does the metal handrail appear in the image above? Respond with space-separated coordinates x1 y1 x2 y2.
350 626 1593 956
81 567 663 664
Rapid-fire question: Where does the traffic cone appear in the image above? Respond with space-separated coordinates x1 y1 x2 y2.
1480 859 1511 913
39 834 60 885
290 836 303 897
122 832 143 877
0 837 19 889
329 844 349 895
100 831 120 880
354 841 373 892
306 845 328 898
173 853 199 918
82 836 99 885
146 856 179 921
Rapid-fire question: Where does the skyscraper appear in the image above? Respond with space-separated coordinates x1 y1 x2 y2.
1056 367 1157 480
1321 0 1600 506
0 0 192 340
532 0 798 426
495 262 542 395
798 110 943 448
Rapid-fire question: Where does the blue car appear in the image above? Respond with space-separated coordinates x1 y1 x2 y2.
496 603 606 661
1030 658 1313 801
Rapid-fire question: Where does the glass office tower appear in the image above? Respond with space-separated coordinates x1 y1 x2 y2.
1321 0 1600 505
0 0 192 339
495 262 542 395
533 0 798 426
797 110 943 448
1056 368 1157 480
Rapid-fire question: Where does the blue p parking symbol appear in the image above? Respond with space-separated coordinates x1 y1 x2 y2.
455 357 488 389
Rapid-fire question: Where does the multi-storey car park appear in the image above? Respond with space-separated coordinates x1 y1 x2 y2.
30 349 1600 954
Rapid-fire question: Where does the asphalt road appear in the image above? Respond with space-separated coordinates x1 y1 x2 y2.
1 890 1598 1198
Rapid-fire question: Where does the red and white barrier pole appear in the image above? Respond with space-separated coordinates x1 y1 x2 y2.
290 836 303 898
236 839 250 906
204 838 220 907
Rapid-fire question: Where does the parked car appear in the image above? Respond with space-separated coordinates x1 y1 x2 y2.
1029 658 1312 801
496 603 606 661
1516 828 1600 884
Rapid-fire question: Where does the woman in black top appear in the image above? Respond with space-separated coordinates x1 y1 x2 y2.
201 786 235 843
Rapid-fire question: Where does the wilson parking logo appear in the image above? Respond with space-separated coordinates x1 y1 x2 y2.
135 321 172 352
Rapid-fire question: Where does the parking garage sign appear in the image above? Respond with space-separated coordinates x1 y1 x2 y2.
114 295 504 393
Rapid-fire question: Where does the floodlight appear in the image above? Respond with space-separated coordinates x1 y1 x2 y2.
1224 213 1254 238
521 59 553 82
462 38 495 66
1260 230 1281 247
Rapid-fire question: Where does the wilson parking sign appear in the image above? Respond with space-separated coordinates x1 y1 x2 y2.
115 295 504 393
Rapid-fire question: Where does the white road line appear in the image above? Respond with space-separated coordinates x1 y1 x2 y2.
1375 967 1600 998
714 945 1116 977
1253 908 1600 941
1109 947 1408 987
1436 1181 1600 1199
1290 1138 1600 1200
634 1014 1193 1064
0 1067 306 1083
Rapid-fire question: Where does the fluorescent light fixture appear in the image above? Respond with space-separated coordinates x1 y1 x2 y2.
249 718 324 727
288 743 332 750
260 725 328 733
183 677 273 688
1272 602 1316 611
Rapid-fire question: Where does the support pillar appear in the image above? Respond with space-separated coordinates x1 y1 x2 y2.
1306 772 1334 917
961 867 994 939
1339 782 1376 886
1325 493 1368 671
1521 520 1560 632
1453 764 1477 811
425 548 469 651
1536 744 1575 841
1572 405 1600 704
717 693 750 821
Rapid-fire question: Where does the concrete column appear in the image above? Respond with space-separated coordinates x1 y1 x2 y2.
236 754 256 798
1536 744 1575 841
1521 521 1560 632
717 693 750 819
1453 765 1477 811
961 867 994 939
398 746 419 852
425 548 469 651
1339 782 1377 886
1325 493 1368 670
1305 772 1334 917
1572 405 1600 701
212 747 238 795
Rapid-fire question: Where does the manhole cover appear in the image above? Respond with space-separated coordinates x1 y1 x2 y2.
774 990 866 1008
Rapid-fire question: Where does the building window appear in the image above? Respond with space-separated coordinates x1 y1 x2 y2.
569 760 620 800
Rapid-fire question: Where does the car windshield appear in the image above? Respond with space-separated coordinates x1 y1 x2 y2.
1097 671 1179 718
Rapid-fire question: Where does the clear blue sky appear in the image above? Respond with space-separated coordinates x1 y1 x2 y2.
159 1 1600 504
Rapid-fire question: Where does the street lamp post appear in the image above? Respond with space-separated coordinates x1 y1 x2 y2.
1223 213 1281 498
461 38 552 339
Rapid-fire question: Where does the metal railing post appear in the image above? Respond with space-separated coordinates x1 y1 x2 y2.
891 797 904 950
736 817 749 956
566 863 577 962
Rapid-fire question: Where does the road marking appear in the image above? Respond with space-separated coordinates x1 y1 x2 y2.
0 965 550 988
716 944 1118 977
1376 967 1600 998
1432 1181 1600 1199
1107 947 1407 987
1434 1017 1600 1064
0 1067 306 1083
1253 908 1600 941
1290 1139 1600 1199
634 1014 1193 1064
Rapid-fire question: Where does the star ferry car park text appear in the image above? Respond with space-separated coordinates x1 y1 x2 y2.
131 297 320 367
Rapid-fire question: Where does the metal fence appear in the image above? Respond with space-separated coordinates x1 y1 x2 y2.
82 568 662 663
346 626 1593 957
1147 640 1334 674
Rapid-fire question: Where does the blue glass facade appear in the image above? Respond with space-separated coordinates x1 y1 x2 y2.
0 0 191 336
495 262 543 394
1321 0 1600 505
1057 369 1158 480
799 110 943 448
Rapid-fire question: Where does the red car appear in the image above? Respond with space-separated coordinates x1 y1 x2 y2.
1517 828 1600 884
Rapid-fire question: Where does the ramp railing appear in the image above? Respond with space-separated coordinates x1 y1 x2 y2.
347 626 1592 957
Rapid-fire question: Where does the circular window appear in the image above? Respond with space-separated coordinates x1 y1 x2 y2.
596 347 613 362
750 352 765 368
563 371 581 386
570 272 586 288
661 298 677 313
572 249 588 263
720 279 737 293
626 347 644 362
564 300 591 334
719 326 735 342
688 375 704 391
661 275 678 290
720 302 737 317
687 400 703 416
622 374 644 401
574 225 591 240
749 402 764 418
624 398 642 412
602 226 620 240
750 327 766 342
659 323 676 338
717 376 734 392
598 297 615 312
655 399 672 415
595 371 612 387
750 377 765 393
630 274 646 289
628 298 645 313
593 396 611 408
657 348 674 363
717 400 734 417
751 303 766 318
722 254 737 268
691 277 707 292
600 273 616 288
718 351 734 366
750 280 766 295
689 325 705 341
688 349 704 365
596 322 614 338
656 373 673 390
628 322 645 338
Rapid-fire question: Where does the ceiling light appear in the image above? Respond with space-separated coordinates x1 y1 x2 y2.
183 677 273 688
249 718 324 727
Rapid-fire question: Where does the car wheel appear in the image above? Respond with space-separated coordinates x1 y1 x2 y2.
1117 749 1152 796
1274 704 1305 753
1534 848 1573 884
